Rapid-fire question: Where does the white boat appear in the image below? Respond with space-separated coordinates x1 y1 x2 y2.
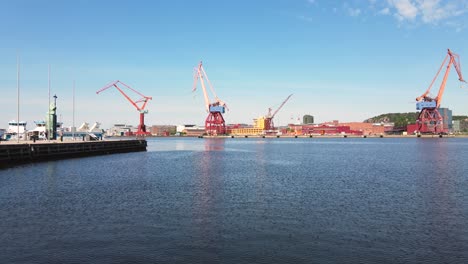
27 121 47 140
3 120 27 140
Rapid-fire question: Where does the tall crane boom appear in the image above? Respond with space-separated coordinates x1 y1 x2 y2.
193 62 227 113
416 49 466 109
415 49 466 134
270 94 293 119
192 61 228 135
265 94 293 131
97 80 152 136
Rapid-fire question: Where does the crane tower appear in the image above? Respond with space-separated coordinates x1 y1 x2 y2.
97 80 152 136
415 49 466 134
265 94 293 131
193 62 228 136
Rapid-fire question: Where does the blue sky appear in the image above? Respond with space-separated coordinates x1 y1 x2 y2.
1 0 467 128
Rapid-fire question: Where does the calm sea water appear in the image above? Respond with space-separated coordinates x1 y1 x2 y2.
0 137 467 263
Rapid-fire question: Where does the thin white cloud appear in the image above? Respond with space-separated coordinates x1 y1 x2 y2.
388 0 419 20
386 0 467 24
297 15 314 22
348 8 362 17
304 0 467 29
379 7 391 15
445 20 465 32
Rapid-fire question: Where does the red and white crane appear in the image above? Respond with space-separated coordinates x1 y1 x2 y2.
265 94 293 131
415 49 466 134
193 61 228 135
97 80 152 136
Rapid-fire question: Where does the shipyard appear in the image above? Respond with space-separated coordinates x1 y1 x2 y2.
1 1 468 264
1 51 467 143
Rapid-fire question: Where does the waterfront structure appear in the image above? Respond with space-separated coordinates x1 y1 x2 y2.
176 124 197 133
4 121 27 140
47 95 58 140
228 127 264 136
60 122 103 140
227 121 269 136
452 120 460 133
461 119 468 132
338 122 393 135
286 124 363 136
150 125 176 136
107 124 134 136
320 121 393 135
0 139 147 168
303 115 314 124
7 120 27 134
415 49 465 134
409 108 453 134
28 121 47 140
193 62 228 135
263 94 293 131
183 127 205 137
97 81 152 136
439 107 452 130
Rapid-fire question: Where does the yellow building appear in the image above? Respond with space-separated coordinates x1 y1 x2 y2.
229 127 265 135
254 116 269 129
226 116 272 135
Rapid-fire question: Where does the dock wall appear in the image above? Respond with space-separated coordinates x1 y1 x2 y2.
0 140 147 169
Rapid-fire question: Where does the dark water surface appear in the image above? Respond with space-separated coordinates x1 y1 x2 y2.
1 138 467 263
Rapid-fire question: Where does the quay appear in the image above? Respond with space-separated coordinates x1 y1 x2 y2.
0 139 147 169
199 134 461 139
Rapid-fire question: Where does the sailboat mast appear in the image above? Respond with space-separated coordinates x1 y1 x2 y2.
17 53 20 143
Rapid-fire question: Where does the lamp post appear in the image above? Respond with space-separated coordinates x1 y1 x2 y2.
73 80 75 140
16 53 20 143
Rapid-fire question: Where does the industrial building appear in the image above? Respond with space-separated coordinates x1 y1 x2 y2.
320 121 393 135
227 117 271 135
107 124 134 136
286 124 363 136
452 120 460 133
150 125 176 136
303 115 314 124
184 127 205 137
282 119 395 136
439 107 452 130
176 124 205 136
338 122 393 135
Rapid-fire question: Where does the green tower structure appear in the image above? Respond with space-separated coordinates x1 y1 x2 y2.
47 95 58 140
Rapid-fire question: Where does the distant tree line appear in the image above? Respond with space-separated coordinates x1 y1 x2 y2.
363 112 420 128
364 112 468 132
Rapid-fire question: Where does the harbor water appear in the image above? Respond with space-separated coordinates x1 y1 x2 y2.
1 137 467 263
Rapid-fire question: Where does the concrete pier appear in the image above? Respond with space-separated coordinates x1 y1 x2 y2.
0 139 147 169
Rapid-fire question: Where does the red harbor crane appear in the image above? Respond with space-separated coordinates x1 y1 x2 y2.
415 49 466 134
265 94 293 131
193 61 228 136
97 80 152 136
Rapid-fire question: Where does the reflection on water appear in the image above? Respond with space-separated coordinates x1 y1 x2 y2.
204 138 226 152
0 138 467 263
413 140 466 260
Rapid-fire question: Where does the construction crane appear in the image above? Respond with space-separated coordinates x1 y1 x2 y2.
415 49 466 134
265 94 293 131
97 80 152 136
193 61 228 136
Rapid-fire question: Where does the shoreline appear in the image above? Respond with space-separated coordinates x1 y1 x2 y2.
0 139 147 169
